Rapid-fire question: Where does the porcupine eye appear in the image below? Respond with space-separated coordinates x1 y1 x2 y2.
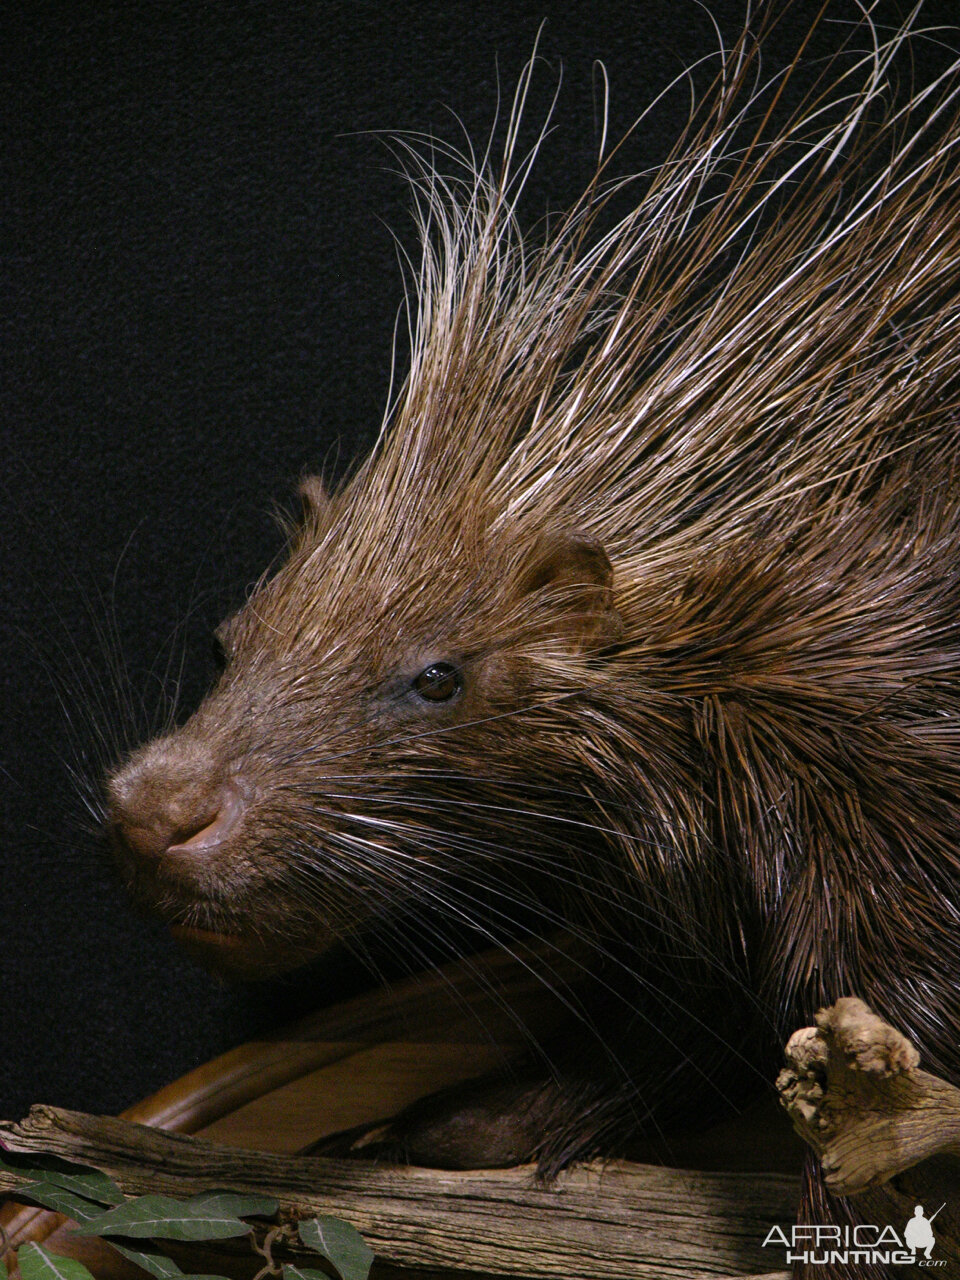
412 662 462 702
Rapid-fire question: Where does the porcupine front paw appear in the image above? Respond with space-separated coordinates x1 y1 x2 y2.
775 996 958 1194
305 1073 562 1169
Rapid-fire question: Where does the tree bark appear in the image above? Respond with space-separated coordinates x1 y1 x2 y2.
1 1105 794 1280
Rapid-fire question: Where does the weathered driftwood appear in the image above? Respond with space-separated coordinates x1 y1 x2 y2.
777 997 960 1195
777 997 960 1267
0 1105 794 1280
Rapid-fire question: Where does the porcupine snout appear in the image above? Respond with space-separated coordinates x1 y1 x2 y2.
107 735 248 872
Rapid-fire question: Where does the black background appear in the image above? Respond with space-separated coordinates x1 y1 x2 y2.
2 0 955 1120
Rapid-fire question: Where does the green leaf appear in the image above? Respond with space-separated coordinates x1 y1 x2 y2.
77 1195 251 1241
283 1268 330 1280
11 1181 105 1222
297 1216 374 1280
35 1167 124 1206
17 1244 98 1280
0 1150 123 1206
185 1190 279 1219
105 1242 231 1280
105 1241 185 1279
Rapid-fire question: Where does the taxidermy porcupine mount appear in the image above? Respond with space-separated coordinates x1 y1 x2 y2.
104 5 960 1273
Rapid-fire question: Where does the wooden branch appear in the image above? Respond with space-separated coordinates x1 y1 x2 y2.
121 941 580 1139
0 1105 795 1280
778 997 960 1194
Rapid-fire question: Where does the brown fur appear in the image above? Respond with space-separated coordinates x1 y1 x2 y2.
106 9 960 1277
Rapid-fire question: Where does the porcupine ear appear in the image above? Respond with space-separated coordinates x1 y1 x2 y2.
518 528 623 654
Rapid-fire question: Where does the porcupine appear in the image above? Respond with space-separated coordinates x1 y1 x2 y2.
103 4 960 1274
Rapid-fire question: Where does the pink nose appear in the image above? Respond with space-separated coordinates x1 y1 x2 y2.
111 781 248 864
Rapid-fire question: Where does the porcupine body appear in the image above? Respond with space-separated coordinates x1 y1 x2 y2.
105 7 960 1276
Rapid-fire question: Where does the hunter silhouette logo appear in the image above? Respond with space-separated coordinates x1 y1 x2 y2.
905 1204 944 1261
762 1203 948 1267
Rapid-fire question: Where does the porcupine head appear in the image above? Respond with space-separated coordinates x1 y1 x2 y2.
105 104 680 996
